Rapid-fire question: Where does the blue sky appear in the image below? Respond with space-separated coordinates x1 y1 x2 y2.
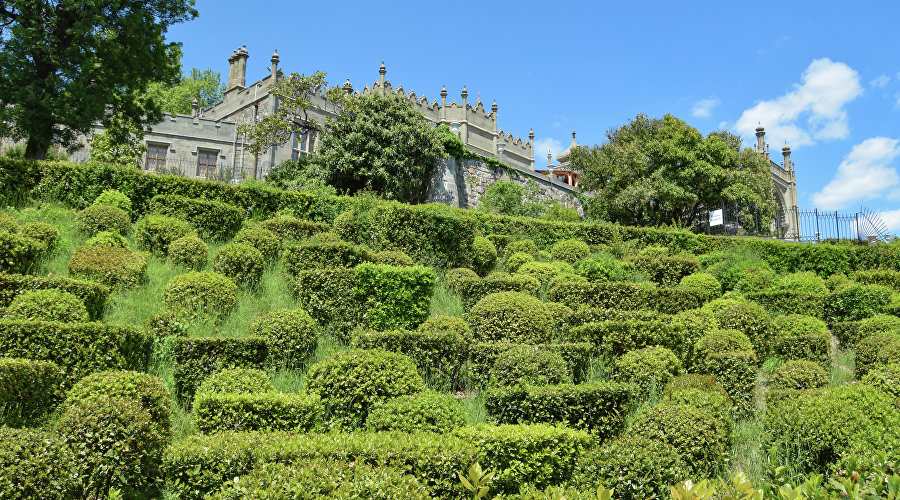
168 0 900 229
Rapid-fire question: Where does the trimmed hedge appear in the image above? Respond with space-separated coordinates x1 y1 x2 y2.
851 269 900 292
194 392 323 434
20 221 59 254
612 346 683 396
92 188 133 217
709 299 774 356
444 267 478 294
470 341 595 388
0 273 109 320
233 226 280 262
472 235 497 275
367 391 465 434
353 263 436 331
0 426 75 497
73 204 130 236
372 249 414 266
282 241 374 275
259 216 329 243
570 319 689 361
468 291 554 343
292 268 361 340
550 239 590 263
167 234 208 270
163 271 238 322
702 350 758 418
148 193 244 240
745 290 825 318
250 308 320 368
664 374 730 399
5 288 88 323
0 231 38 273
855 331 900 378
826 282 893 323
576 435 687 500
678 272 722 302
626 254 700 286
134 214 195 255
457 271 540 310
0 357 64 426
173 337 269 403
771 360 828 390
213 242 265 288
490 345 570 387
196 368 275 396
67 245 147 287
84 230 129 249
505 251 534 273
549 280 705 314
484 382 631 437
832 320 862 349
660 388 732 432
862 363 900 401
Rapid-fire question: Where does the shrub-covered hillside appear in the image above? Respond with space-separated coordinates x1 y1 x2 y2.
1 158 900 499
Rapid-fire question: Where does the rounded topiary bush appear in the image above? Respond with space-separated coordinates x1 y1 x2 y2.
771 360 828 390
0 211 19 233
491 345 570 387
306 231 342 244
213 242 265 288
444 267 479 294
367 391 465 433
167 234 208 270
733 265 775 293
664 373 730 399
551 239 590 264
855 331 900 378
505 251 534 273
163 271 238 321
678 272 722 301
306 348 424 428
74 205 130 236
0 231 39 273
0 357 65 427
613 346 683 396
694 329 753 366
92 189 133 218
506 239 537 257
135 214 194 255
710 300 773 356
5 289 89 323
771 271 828 295
20 222 59 253
661 387 732 430
773 314 827 337
858 314 900 338
472 236 497 276
574 252 628 282
862 363 900 401
516 260 565 287
145 310 188 339
417 314 471 338
196 368 275 396
250 308 321 368
331 210 363 244
233 226 281 262
829 283 893 322
468 291 554 343
373 250 414 266
629 403 728 477
56 396 166 498
577 435 687 500
84 230 129 249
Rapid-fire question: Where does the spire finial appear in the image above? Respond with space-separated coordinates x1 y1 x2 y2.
379 61 386 75
529 128 534 141
440 85 447 98
492 100 498 113
461 86 468 99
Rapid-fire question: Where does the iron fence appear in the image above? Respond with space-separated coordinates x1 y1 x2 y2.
144 154 272 184
697 204 888 243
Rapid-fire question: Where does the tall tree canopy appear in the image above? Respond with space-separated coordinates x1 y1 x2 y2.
145 66 225 115
570 114 776 229
0 0 198 159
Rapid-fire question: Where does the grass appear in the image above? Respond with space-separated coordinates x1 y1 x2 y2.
430 272 463 317
730 420 767 484
831 349 855 386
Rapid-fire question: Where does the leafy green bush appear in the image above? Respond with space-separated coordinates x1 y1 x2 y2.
167 234 208 270
367 391 465 433
134 214 195 255
63 370 172 439
701 350 758 418
664 373 730 399
73 204 130 236
858 313 900 338
194 392 323 434
306 231 343 244
372 249 414 266
444 267 479 294
570 319 689 361
0 211 18 233
551 239 590 263
5 288 88 322
678 272 722 302
56 396 167 498
0 357 63 426
292 268 361 341
173 337 269 402
149 194 244 240
163 271 238 321
67 245 147 288
855 331 900 378
826 282 893 322
484 382 631 437
505 250 534 273
259 216 329 243
613 346 683 396
84 230 128 249
506 238 538 256
773 314 827 337
196 368 275 396
575 435 687 500
354 263 436 331
452 423 594 494
627 254 700 286
709 299 774 356
850 269 900 292
832 320 862 349
282 240 374 275
469 341 595 388
306 348 424 428
517 260 566 287
491 345 570 387
862 363 900 401
573 251 629 282
771 360 828 390
472 235 497 276
670 309 719 368
468 291 554 343
20 221 59 253
234 226 281 262
457 271 540 309
92 189 132 217
771 271 828 294
660 387 732 432
213 242 265 289
0 231 38 273
629 403 729 477
0 426 75 498
0 273 109 320
250 308 320 368
549 279 704 314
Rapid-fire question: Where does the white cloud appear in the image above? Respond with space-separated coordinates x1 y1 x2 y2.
533 137 563 166
812 137 900 209
735 58 863 147
871 75 890 88
691 97 720 118
878 209 900 232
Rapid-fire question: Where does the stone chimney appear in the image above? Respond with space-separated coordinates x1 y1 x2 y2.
755 125 765 154
226 45 249 92
782 144 792 171
270 49 279 80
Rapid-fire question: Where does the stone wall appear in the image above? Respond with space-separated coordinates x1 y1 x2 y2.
427 156 583 213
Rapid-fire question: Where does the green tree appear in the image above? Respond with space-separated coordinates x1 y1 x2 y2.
145 66 225 115
88 121 147 168
571 113 776 229
0 0 197 159
480 180 546 218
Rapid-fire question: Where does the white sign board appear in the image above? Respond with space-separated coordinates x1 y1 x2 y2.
709 209 724 227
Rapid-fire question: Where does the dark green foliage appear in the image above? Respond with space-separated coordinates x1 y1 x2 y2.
678 272 722 302
0 319 150 384
92 189 133 217
366 201 477 268
570 319 689 361
613 346 684 396
250 308 320 368
194 392 323 433
134 214 195 255
372 249 414 266
517 260 569 287
626 254 700 286
470 341 595 388
0 357 64 426
145 310 188 339
56 396 167 498
67 245 147 288
660 388 732 431
505 250 535 273
664 374 730 399
550 239 590 263
832 320 862 348
480 179 546 218
701 350 758 418
149 194 244 240
491 345 571 387
167 234 208 270
196 368 275 396
745 290 825 318
306 348 424 428
0 273 109 320
444 267 479 294
771 360 828 390
857 313 900 339
0 231 38 273
163 271 238 321
233 226 281 262
292 268 361 340
855 331 900 378
173 337 269 403
259 216 329 243
282 240 374 274
826 282 894 322
5 288 88 322
629 403 729 477
484 382 631 437
573 251 630 282
771 271 828 294
354 263 436 331
84 230 129 249
0 427 75 498
213 242 265 288
0 211 19 232
468 291 554 343
452 423 594 494
506 238 538 256
733 265 776 293
774 333 830 368
20 221 59 253
472 235 497 276
576 436 687 500
710 299 774 356
63 370 172 439
367 391 465 433
549 279 705 314
73 204 130 236
457 271 540 309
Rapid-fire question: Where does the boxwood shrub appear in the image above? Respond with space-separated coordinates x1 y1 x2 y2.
709 299 774 356
0 231 38 273
771 360 828 390
163 271 238 321
626 254 700 286
832 320 862 349
678 272 722 302
491 345 570 387
259 216 329 243
613 346 683 396
862 363 900 401
444 267 479 294
660 387 732 432
92 188 132 216
0 357 64 426
149 193 244 240
457 271 540 310
367 391 465 433
0 211 18 232
701 350 758 418
550 239 590 263
472 235 497 276
354 263 436 331
850 269 900 292
167 234 208 270
549 280 704 314
194 392 323 434
20 221 59 253
73 204 130 236
282 240 374 275
134 214 195 255
664 374 730 399
774 333 830 367
575 435 686 500
745 290 825 318
213 242 265 289
233 225 281 262
469 341 595 388
292 268 361 341
5 288 88 323
855 330 900 378
0 426 75 498
468 291 554 343
857 313 900 338
84 230 128 249
372 249 414 266
505 250 534 273
196 367 275 396
517 260 566 287
570 319 689 361
0 273 109 320
484 382 631 437
250 308 320 368
826 282 893 322
505 238 538 256
629 403 728 478
67 245 147 288
173 337 269 403
306 348 424 428
771 271 829 294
